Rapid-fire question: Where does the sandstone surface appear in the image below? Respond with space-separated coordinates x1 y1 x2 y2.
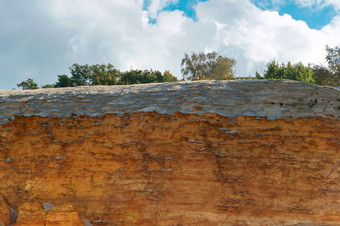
0 80 339 225
13 202 84 226
0 194 10 225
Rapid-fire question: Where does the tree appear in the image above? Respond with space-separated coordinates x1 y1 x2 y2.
119 69 177 85
119 69 143 85
163 70 178 82
257 61 315 84
90 64 121 85
313 65 335 86
255 71 262 79
313 45 339 87
209 56 236 80
325 45 340 74
17 78 39 90
181 51 236 80
41 84 55 89
69 64 91 86
16 64 177 89
67 63 122 86
55 74 74 87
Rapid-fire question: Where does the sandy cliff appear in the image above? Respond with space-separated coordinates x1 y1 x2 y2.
0 80 339 225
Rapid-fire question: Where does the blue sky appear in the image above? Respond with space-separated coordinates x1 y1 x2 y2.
144 0 209 21
251 0 337 29
144 0 338 29
0 0 339 89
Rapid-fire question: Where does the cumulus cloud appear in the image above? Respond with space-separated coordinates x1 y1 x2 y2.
251 0 340 11
147 0 180 18
194 0 339 74
0 0 339 89
292 0 340 10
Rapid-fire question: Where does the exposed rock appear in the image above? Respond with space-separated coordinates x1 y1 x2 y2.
46 204 84 226
0 80 339 124
0 194 10 226
14 202 47 226
10 208 18 225
42 202 54 210
0 80 339 225
14 202 83 226
82 218 93 226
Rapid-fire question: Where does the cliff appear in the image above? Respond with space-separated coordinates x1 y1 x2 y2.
0 80 339 225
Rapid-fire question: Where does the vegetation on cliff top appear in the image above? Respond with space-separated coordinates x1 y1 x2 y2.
17 45 339 90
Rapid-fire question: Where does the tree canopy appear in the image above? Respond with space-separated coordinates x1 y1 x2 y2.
256 45 339 87
313 45 339 87
257 61 315 84
16 45 339 90
119 69 177 85
17 64 178 90
181 52 236 80
17 78 39 90
65 63 121 87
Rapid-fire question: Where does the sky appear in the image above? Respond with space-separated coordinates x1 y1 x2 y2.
0 0 339 89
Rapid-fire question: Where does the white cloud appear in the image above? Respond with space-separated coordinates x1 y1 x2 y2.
194 0 340 74
0 0 339 89
147 0 180 18
252 0 340 10
292 0 340 10
293 0 324 8
326 0 340 10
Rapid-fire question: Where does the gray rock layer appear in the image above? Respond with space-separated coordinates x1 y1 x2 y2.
0 80 339 124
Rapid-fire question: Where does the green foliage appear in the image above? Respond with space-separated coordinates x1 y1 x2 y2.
58 63 122 86
163 70 178 82
257 45 340 87
235 76 257 80
55 74 74 87
90 64 121 85
313 45 339 87
325 45 340 75
255 71 262 79
209 56 236 80
119 69 177 85
257 61 315 84
17 78 39 90
41 84 55 89
181 52 236 80
68 64 92 86
312 65 336 86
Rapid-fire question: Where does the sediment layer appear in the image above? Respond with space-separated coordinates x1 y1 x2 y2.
0 80 339 225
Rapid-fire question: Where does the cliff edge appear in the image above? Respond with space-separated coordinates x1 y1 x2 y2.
0 80 339 225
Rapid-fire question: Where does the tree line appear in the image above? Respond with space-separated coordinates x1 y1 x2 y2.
180 45 339 87
17 64 178 90
255 45 339 87
17 45 339 90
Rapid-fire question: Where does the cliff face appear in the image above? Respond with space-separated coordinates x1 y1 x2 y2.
0 80 339 225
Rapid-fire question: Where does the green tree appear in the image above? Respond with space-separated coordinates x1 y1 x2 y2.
313 65 335 86
119 69 177 85
258 61 315 84
313 45 339 87
67 63 122 86
17 78 39 90
163 70 178 82
90 64 121 85
181 52 236 80
55 74 74 87
119 69 157 85
326 45 340 74
209 56 236 80
41 84 55 88
255 71 262 79
69 64 91 86
119 69 143 85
